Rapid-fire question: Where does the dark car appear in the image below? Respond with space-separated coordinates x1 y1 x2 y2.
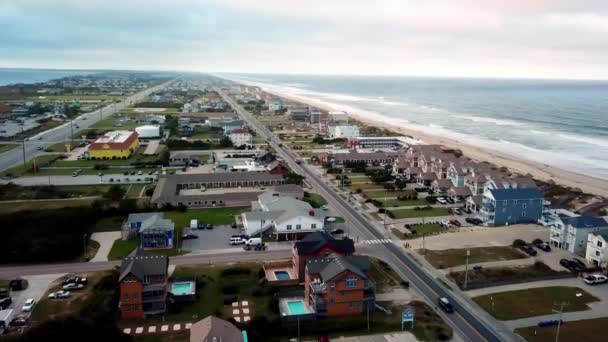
206 224 214 230
0 297 12 310
123 171 129 176
571 258 586 269
438 297 454 313
465 217 482 225
449 219 461 227
62 277 78 286
532 239 551 252
560 258 577 270
463 208 473 214
330 228 345 235
10 316 27 327
520 245 537 256
182 233 198 240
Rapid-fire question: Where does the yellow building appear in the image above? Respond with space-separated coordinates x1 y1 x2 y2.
88 130 139 160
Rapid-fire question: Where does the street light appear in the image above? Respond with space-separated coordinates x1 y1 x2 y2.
464 248 471 290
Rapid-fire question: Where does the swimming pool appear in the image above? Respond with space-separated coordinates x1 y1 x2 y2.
170 281 195 296
274 271 290 280
287 300 307 315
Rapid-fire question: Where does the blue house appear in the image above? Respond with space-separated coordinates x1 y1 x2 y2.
480 188 544 226
122 212 175 250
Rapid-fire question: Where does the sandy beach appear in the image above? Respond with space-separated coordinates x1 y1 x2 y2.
254 85 608 198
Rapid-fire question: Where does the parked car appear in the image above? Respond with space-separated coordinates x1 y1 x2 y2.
451 208 462 215
532 239 551 252
62 283 84 291
21 298 35 312
321 205 329 211
229 237 245 245
449 219 462 227
519 245 537 256
330 228 345 235
571 258 586 269
463 208 473 214
0 297 12 310
130 171 136 175
583 274 608 285
205 224 214 230
48 290 71 299
182 233 198 240
440 220 451 227
438 297 454 313
560 258 578 270
10 316 27 327
137 171 143 175
123 171 129 176
436 197 447 205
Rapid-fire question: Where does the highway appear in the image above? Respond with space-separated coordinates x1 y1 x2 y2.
0 79 175 173
215 86 518 342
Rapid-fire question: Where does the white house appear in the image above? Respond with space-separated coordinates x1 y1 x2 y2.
550 215 608 256
241 191 326 240
135 125 161 139
328 124 360 140
228 129 252 147
269 100 284 112
586 232 608 266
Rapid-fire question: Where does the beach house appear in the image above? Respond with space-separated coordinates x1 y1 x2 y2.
585 232 608 267
479 187 544 226
118 255 169 319
550 215 608 256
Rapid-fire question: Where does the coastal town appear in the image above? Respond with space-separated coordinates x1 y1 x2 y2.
1 73 608 342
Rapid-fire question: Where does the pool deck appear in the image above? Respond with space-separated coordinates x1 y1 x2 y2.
278 297 316 321
263 260 298 284
169 281 196 296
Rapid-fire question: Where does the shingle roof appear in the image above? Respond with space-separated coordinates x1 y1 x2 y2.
189 316 243 342
306 254 370 281
488 188 543 200
295 231 354 255
562 216 608 229
119 255 168 282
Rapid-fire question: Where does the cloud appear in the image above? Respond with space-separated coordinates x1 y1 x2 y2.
0 0 606 79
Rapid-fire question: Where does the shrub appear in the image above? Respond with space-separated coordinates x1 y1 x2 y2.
223 295 238 305
221 267 252 277
257 268 266 279
221 285 238 294
512 239 526 248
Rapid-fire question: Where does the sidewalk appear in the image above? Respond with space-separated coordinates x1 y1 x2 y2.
90 231 121 262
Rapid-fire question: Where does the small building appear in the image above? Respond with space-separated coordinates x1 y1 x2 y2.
269 100 284 112
122 212 175 250
585 231 608 267
305 254 375 317
310 111 322 124
319 151 397 167
118 255 169 319
135 125 161 139
480 188 544 226
551 215 608 256
288 106 310 121
189 316 244 342
88 130 139 160
228 129 252 147
328 124 360 140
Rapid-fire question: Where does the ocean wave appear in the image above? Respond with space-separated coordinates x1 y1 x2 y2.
557 133 608 148
453 114 524 127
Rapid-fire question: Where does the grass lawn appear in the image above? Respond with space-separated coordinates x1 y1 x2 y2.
349 183 385 191
107 239 139 260
365 191 417 199
369 258 402 292
0 144 18 153
189 132 223 140
94 215 126 232
406 223 444 236
0 198 97 214
421 246 528 269
30 271 112 322
126 184 146 198
388 207 450 219
516 317 608 342
45 142 72 153
474 286 599 320
378 198 428 208
0 154 58 177
449 262 573 290
303 192 328 208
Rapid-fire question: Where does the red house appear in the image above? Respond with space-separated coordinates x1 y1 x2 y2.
118 255 169 319
292 231 355 281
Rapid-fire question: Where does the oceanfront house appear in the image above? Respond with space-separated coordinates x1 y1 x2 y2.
227 129 253 147
150 172 286 208
550 215 608 256
268 99 284 112
318 151 397 167
288 106 310 121
349 136 412 150
430 179 453 195
189 316 244 342
328 124 360 140
586 232 608 267
119 255 169 319
121 212 175 250
293 231 355 281
479 187 544 226
241 190 325 240
310 111 322 124
305 254 375 317
447 186 473 203
87 130 139 160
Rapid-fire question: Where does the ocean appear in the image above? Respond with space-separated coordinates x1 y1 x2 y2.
0 68 96 86
221 73 608 180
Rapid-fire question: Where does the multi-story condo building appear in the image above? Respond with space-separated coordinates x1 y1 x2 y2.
586 232 608 267
119 255 169 319
480 188 544 226
550 215 608 256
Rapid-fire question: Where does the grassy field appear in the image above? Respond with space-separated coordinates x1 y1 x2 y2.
349 183 385 191
303 192 328 208
388 207 450 219
377 198 428 208
421 246 528 269
473 286 599 320
365 191 418 199
45 142 73 152
0 198 97 214
449 262 572 290
108 239 139 260
0 154 58 176
406 223 444 236
94 216 126 232
516 317 608 342
0 144 18 153
126 184 146 198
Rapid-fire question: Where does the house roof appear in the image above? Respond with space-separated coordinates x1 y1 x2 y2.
433 179 453 189
230 129 250 134
561 216 608 229
294 231 355 255
306 254 370 281
189 316 243 342
119 255 168 282
488 187 543 200
450 186 472 197
89 130 138 151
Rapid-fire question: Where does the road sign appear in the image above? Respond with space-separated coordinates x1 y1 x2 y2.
401 307 415 330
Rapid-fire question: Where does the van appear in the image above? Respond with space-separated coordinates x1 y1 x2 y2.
229 237 245 245
245 238 263 246
0 308 15 334
190 220 198 230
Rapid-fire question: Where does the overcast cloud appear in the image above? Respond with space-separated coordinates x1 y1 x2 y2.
0 0 607 79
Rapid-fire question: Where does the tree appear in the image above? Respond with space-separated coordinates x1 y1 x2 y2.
103 185 126 201
395 179 408 191
118 198 138 213
284 172 305 186
383 183 395 191
219 136 233 148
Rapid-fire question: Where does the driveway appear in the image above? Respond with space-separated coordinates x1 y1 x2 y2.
90 231 121 262
181 224 241 252
7 274 63 317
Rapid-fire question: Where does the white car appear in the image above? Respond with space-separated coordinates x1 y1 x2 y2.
62 283 85 291
48 290 71 299
22 298 35 312
583 274 608 285
436 197 448 205
440 220 451 227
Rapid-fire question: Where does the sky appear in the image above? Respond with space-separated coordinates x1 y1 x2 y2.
1 0 607 80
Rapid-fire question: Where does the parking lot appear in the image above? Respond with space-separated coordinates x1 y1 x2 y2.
4 274 62 318
181 224 244 252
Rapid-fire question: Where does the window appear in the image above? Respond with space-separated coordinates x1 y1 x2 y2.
133 305 139 311
596 251 600 256
133 293 138 300
522 211 526 217
523 203 527 209
286 225 292 230
598 241 603 248
296 224 302 230
330 298 335 304
349 302 353 309
330 282 335 292
346 278 358 288
123 293 129 300
311 224 317 229
124 305 131 312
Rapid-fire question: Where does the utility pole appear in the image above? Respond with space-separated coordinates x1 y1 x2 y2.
464 248 471 290
367 303 370 332
70 119 74 146
22 139 27 167
553 301 568 342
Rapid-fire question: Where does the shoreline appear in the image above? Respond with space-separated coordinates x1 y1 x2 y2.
246 83 608 198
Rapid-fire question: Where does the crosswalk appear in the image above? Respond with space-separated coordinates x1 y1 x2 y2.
361 239 393 245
